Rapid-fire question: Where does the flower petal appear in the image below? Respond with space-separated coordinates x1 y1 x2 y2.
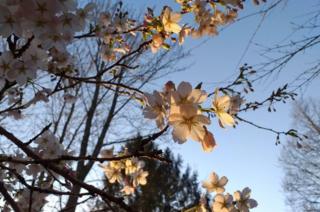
216 187 226 194
233 191 241 201
194 114 211 125
242 187 252 200
218 112 235 127
247 199 258 208
168 113 184 124
214 194 225 203
201 130 216 152
168 23 181 33
218 176 228 187
171 12 181 23
209 172 219 183
217 96 231 109
177 81 192 99
172 124 189 144
190 124 205 141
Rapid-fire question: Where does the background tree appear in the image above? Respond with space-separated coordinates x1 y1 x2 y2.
280 99 320 211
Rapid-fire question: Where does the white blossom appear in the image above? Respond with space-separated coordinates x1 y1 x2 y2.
234 187 258 212
133 169 149 187
202 172 228 194
169 105 210 144
212 193 236 212
143 91 167 129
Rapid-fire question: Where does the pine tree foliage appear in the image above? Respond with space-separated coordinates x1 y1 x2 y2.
94 141 202 211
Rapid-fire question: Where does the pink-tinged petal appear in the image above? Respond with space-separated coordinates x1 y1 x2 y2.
229 95 242 114
170 105 180 114
214 194 225 203
143 108 158 119
213 203 223 212
161 8 170 25
168 113 184 124
172 124 189 144
153 91 164 105
170 92 181 105
179 104 198 118
188 89 207 104
209 172 219 184
164 81 176 92
202 180 211 189
216 187 226 194
190 124 206 141
177 81 192 98
201 130 216 152
156 116 165 129
233 191 241 201
194 114 211 125
144 92 155 106
217 96 231 110
218 176 228 187
170 12 181 23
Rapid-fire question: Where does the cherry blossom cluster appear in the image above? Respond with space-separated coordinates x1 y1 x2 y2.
3 130 68 176
177 0 238 37
201 172 258 212
95 0 253 59
0 130 71 210
0 0 95 87
1 152 37 190
100 148 149 195
96 5 133 61
146 0 242 54
143 81 241 152
33 130 69 160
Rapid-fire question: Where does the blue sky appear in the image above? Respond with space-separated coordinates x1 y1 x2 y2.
126 0 320 211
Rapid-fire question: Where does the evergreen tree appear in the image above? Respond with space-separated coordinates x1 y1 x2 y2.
94 141 202 211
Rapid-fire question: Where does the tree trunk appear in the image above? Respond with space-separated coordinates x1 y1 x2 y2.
63 184 82 212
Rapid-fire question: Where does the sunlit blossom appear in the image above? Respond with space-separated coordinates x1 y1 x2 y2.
150 33 164 53
170 81 207 111
102 163 123 184
212 90 235 127
121 185 135 195
143 91 167 129
212 193 236 212
169 105 210 144
133 169 149 187
234 187 258 212
202 172 228 193
162 7 182 33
